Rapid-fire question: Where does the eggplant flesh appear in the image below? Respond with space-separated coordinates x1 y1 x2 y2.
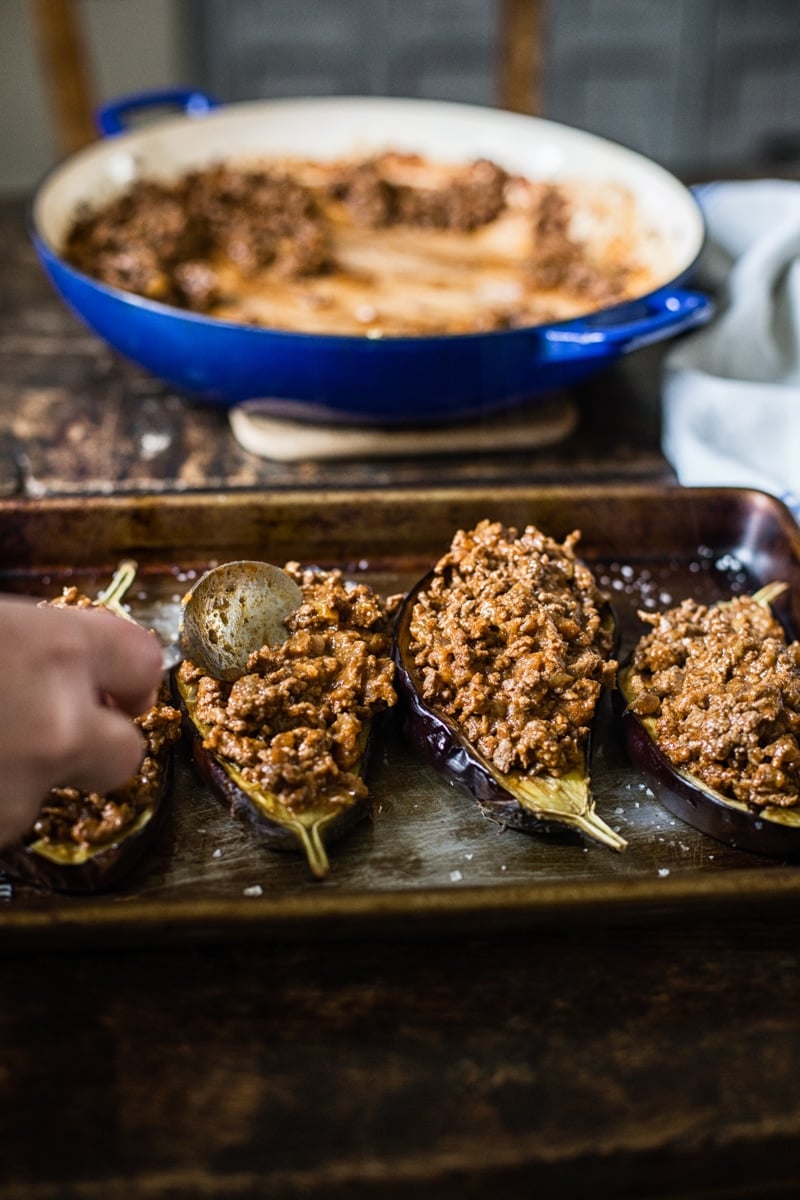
394 573 626 852
617 583 800 857
175 673 373 879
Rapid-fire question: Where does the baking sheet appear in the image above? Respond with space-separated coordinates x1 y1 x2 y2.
2 483 800 949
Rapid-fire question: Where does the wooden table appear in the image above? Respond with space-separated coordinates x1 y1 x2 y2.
3 194 800 1200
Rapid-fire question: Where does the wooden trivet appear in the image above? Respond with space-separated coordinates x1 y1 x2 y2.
229 394 578 463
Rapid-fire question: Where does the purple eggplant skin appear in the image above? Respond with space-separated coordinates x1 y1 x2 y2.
393 573 616 841
614 679 800 858
397 661 582 839
178 701 373 854
0 752 174 894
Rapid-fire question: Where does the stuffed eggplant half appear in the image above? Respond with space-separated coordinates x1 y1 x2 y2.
175 562 398 879
0 566 182 893
618 583 800 855
394 520 625 851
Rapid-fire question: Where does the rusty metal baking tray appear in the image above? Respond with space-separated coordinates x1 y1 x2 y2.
2 483 800 949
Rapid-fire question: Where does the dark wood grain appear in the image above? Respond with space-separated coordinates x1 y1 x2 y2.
6 194 798 1200
3 922 800 1199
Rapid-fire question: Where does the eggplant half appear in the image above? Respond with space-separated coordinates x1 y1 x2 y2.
175 563 398 879
175 672 379 879
393 539 625 852
0 688 180 893
0 564 182 892
617 582 800 856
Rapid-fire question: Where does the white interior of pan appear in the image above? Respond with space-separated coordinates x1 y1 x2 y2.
34 95 705 281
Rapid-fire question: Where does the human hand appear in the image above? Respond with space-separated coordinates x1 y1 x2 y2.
0 597 164 849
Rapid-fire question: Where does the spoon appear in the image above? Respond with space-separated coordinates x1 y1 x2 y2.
178 560 304 680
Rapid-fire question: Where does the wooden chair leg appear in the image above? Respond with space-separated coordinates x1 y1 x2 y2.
28 0 96 154
497 0 546 115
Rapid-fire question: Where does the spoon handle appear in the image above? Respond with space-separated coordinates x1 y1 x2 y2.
160 642 183 673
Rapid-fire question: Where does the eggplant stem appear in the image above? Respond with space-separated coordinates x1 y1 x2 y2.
511 774 627 852
718 581 788 611
753 581 789 608
567 807 628 851
221 761 337 878
94 559 138 621
292 818 333 880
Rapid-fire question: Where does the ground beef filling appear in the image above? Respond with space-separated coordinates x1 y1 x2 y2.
33 581 182 850
626 594 800 809
179 565 398 815
408 520 617 777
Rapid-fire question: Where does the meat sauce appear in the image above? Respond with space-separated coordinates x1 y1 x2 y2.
63 152 668 337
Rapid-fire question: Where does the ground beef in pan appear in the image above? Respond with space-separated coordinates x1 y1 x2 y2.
61 152 661 336
408 520 617 777
626 592 800 809
329 156 508 231
526 184 629 305
64 166 334 310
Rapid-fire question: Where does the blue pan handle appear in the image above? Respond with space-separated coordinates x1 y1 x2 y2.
541 288 714 361
96 88 220 137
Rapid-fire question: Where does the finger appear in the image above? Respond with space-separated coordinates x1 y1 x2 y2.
0 785 48 849
64 703 148 796
74 608 165 715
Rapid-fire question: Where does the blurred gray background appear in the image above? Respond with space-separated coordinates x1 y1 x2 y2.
3 0 799 197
